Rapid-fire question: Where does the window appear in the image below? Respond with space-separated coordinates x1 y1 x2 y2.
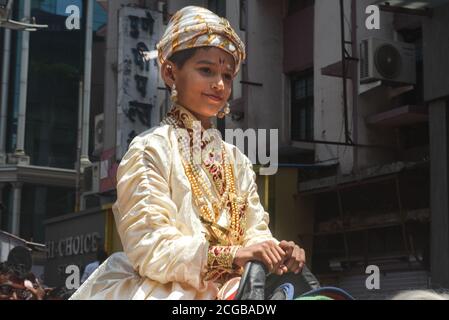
291 70 314 141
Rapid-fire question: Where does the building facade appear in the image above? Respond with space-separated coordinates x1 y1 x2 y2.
2 0 448 296
0 0 108 284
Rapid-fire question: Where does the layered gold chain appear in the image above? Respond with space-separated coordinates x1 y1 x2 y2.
182 142 243 245
162 111 245 245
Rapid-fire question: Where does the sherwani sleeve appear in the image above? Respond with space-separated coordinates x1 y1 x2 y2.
113 134 209 290
238 154 280 247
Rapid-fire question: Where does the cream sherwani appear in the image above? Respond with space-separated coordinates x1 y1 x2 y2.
70 107 277 300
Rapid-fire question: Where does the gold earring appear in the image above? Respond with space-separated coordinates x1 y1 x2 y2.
224 102 230 115
170 84 178 103
217 102 230 119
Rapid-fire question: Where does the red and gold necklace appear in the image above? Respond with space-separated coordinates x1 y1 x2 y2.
162 105 247 245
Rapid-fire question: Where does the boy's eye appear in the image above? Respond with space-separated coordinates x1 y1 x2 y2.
199 67 233 82
199 67 212 75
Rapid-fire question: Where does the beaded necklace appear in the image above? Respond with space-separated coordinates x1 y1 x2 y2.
162 105 246 245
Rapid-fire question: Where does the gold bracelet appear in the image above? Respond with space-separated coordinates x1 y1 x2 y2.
207 245 242 270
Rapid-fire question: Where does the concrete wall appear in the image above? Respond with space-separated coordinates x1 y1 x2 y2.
423 3 449 102
103 0 141 153
283 5 314 73
426 2 449 289
273 168 299 239
245 0 285 132
224 0 246 132
314 0 354 174
273 168 315 266
429 99 449 288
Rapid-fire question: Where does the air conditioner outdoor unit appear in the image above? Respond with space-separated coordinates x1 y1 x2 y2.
360 37 416 85
94 113 104 155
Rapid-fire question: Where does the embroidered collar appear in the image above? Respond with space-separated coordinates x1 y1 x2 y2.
164 104 215 132
162 104 220 150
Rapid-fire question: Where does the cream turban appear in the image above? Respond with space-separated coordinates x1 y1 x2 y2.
156 6 246 75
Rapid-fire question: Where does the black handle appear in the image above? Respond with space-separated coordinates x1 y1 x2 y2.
234 261 321 300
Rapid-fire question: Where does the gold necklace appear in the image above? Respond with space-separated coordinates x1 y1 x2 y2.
190 151 230 220
163 111 231 216
163 111 245 244
182 153 243 244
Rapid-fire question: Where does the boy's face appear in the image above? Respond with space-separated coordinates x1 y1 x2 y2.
164 47 236 122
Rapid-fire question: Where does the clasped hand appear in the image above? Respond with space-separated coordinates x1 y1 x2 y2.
233 240 306 275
